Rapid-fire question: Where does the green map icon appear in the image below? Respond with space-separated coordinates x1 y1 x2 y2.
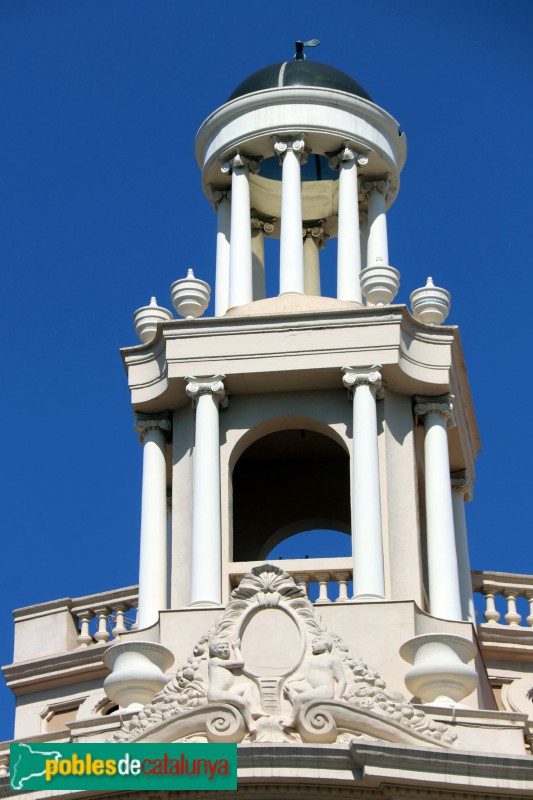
10 743 63 790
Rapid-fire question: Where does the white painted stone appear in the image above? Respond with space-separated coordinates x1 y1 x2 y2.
342 367 385 601
400 633 477 706
133 297 173 343
186 377 227 606
170 269 210 319
274 138 306 295
360 264 400 306
135 415 170 630
103 641 174 710
410 276 451 325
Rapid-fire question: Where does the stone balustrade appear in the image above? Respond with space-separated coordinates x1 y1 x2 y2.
229 559 353 604
471 571 533 628
12 586 139 662
0 746 8 777
71 586 139 646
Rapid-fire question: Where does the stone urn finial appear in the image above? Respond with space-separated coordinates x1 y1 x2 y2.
360 264 400 306
133 296 174 343
410 277 451 325
103 641 174 711
170 269 211 319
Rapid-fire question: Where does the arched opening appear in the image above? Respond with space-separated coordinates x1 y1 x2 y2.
232 427 350 562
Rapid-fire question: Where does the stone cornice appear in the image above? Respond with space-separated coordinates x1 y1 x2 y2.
2 644 110 696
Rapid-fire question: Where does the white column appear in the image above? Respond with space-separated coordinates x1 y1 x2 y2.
329 146 368 302
273 136 307 295
185 376 228 606
209 186 231 317
364 177 390 267
134 414 171 629
342 366 385 600
220 153 259 309
414 396 462 621
302 223 325 296
251 217 275 301
451 470 475 623
359 209 368 283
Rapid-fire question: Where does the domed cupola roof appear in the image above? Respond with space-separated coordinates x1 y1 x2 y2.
228 61 372 103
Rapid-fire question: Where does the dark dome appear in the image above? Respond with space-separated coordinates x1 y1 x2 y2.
227 61 372 103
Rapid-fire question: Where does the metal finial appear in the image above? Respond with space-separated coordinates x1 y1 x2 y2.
294 39 320 61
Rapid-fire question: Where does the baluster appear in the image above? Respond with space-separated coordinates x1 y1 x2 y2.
111 602 129 639
315 572 331 604
294 573 310 597
526 592 533 628
131 602 139 631
334 571 351 602
482 591 500 624
93 606 111 642
503 592 522 627
76 609 94 646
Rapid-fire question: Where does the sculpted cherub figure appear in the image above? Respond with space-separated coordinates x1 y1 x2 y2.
283 634 347 729
207 636 256 734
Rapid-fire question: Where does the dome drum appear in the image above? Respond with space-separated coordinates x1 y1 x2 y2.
195 86 406 222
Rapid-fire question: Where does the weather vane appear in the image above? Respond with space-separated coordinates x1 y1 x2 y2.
293 39 320 61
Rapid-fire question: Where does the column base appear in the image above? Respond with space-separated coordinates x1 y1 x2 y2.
188 600 224 608
351 593 386 602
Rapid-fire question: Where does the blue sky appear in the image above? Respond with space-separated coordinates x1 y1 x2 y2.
1 1 532 740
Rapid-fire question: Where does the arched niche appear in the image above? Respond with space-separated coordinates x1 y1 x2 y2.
232 423 350 562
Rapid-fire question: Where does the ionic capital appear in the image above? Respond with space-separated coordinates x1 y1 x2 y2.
414 394 456 428
328 145 368 170
342 365 384 397
134 413 172 442
451 469 474 502
362 176 391 197
207 185 231 210
185 375 229 409
273 135 309 165
251 216 276 235
302 222 327 249
220 152 261 176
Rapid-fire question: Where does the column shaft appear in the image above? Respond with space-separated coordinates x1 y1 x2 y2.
451 477 475 623
228 165 252 307
343 368 385 600
137 425 169 629
251 226 266 301
303 235 321 295
214 194 231 316
420 406 462 620
276 140 305 294
337 159 362 301
366 184 389 267
186 378 227 606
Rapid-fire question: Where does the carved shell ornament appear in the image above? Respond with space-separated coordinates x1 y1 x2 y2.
115 565 456 746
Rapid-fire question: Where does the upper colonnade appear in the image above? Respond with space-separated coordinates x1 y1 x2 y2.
195 61 407 314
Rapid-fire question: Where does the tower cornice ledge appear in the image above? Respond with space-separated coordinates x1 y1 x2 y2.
120 304 479 477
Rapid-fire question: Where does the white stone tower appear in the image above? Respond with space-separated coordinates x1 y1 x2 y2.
124 56 478 629
3 51 533 799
